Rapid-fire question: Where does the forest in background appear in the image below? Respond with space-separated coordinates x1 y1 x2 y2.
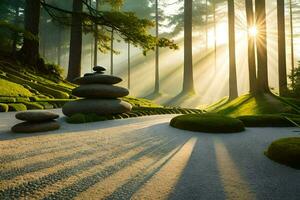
1 0 300 107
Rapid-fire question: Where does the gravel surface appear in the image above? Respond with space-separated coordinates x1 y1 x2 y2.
0 110 299 200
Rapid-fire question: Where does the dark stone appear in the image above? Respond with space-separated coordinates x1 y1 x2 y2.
74 75 122 85
11 121 60 133
16 111 59 122
62 99 132 117
72 84 129 98
93 66 106 72
84 72 100 77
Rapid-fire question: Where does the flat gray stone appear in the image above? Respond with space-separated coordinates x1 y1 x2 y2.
62 99 132 117
74 75 122 85
11 121 60 133
16 111 59 122
72 84 129 98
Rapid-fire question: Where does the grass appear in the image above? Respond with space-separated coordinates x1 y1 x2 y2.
210 93 299 117
265 137 300 169
169 113 245 133
237 115 295 127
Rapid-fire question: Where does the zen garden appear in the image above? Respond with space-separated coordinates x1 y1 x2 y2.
0 0 300 199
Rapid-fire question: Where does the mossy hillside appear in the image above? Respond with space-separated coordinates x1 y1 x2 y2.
1 73 70 99
122 96 162 108
265 137 300 169
0 79 32 97
279 97 300 110
0 58 74 99
0 56 76 111
210 94 300 117
237 115 296 127
170 113 245 133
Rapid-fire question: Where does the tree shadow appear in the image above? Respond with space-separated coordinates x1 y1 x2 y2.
0 114 173 141
0 123 192 199
168 135 226 200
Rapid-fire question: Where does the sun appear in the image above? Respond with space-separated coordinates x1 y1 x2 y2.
249 26 258 37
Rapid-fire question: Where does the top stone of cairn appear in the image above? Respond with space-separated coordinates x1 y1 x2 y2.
93 66 106 74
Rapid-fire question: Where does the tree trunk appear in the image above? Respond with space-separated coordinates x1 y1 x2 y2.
182 0 195 94
19 0 40 67
67 0 83 81
12 1 20 55
228 0 238 100
110 29 114 75
277 0 288 96
213 0 217 74
93 0 99 67
245 0 257 94
154 0 160 94
57 25 62 66
205 0 208 51
289 0 295 90
255 0 270 93
128 42 131 89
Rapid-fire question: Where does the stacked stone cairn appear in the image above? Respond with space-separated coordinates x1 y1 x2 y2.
62 66 132 117
11 111 60 133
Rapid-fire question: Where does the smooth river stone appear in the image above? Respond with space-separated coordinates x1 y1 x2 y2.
72 84 129 98
74 75 122 85
93 66 106 72
62 99 132 117
16 111 59 122
11 121 60 133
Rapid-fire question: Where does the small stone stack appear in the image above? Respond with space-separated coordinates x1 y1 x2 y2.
62 66 132 117
11 111 60 133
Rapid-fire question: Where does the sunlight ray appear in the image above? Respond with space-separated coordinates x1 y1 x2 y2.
131 137 197 200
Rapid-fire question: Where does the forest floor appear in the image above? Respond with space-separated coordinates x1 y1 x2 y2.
0 111 299 199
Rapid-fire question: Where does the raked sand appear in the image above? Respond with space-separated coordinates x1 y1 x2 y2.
0 110 299 200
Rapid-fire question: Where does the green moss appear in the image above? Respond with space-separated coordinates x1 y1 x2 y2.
66 113 107 124
0 97 16 103
211 94 299 117
265 137 300 169
16 97 30 102
21 102 44 110
0 103 8 112
8 103 27 111
3 73 69 99
122 96 162 108
37 102 54 109
280 97 300 108
170 113 245 133
0 79 32 97
237 115 294 127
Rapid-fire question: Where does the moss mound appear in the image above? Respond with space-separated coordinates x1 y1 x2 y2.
170 114 245 133
237 115 295 127
66 113 108 124
265 137 300 169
